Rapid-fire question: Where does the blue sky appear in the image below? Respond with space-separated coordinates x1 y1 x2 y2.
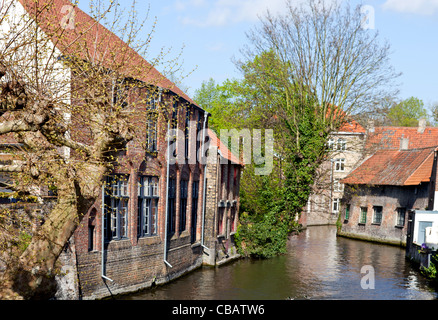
80 0 438 109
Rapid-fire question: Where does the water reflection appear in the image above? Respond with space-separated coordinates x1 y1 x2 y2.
123 226 437 300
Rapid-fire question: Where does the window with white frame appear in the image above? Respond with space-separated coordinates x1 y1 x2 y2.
334 158 345 172
104 175 129 241
327 138 335 150
332 198 340 213
337 138 346 151
333 179 344 192
138 176 159 237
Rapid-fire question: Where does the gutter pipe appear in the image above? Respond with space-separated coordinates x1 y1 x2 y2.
201 111 210 251
101 182 114 282
164 120 173 268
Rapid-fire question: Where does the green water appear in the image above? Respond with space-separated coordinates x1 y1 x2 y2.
123 225 437 300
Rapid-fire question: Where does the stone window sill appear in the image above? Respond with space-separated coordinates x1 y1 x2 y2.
191 241 201 249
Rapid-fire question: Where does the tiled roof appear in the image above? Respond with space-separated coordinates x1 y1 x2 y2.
341 146 437 186
338 119 366 133
17 0 197 106
366 126 438 151
207 129 242 166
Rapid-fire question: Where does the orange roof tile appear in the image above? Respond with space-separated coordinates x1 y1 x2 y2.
338 119 366 133
341 146 437 186
366 126 438 151
17 0 197 106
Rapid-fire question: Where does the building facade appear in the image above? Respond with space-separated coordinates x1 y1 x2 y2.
202 129 242 266
338 124 438 246
305 118 366 226
0 0 243 300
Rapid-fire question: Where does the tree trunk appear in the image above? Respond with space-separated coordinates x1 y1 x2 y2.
0 164 106 299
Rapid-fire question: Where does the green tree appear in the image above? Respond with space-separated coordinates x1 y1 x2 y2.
195 0 400 258
387 96 428 127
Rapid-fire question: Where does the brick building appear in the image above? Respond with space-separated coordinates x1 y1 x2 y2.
0 0 243 299
202 129 242 266
338 124 438 246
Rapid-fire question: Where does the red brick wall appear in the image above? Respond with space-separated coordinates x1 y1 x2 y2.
70 87 209 299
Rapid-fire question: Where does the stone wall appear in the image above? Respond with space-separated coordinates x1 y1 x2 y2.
338 184 430 246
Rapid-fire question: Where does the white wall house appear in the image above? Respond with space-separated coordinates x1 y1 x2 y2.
410 211 438 248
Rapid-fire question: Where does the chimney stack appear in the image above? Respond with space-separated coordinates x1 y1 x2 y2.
367 119 375 133
418 118 427 134
400 135 409 150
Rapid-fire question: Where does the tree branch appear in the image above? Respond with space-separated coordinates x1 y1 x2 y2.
0 164 22 172
0 119 34 134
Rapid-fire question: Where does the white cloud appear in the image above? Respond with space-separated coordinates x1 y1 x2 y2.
177 0 290 27
170 0 207 12
382 0 438 15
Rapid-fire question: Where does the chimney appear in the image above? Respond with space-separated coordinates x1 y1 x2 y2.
418 118 427 134
367 119 375 133
400 136 409 150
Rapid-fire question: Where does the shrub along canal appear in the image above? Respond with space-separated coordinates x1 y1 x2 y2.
122 225 437 300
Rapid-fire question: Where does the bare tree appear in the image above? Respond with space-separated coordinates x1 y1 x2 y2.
228 0 401 245
241 0 400 125
0 0 187 299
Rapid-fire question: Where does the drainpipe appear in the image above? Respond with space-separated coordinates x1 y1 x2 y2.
101 182 114 282
330 158 334 214
201 111 210 251
164 120 173 268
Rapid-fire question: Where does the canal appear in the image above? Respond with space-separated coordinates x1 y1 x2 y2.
123 225 438 300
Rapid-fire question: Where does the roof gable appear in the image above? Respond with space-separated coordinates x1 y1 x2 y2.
341 147 437 186
17 0 198 107
338 119 366 133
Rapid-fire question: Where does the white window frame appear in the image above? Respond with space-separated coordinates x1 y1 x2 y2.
105 175 130 241
333 179 344 192
328 138 335 150
334 158 345 172
337 138 346 151
332 198 340 213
